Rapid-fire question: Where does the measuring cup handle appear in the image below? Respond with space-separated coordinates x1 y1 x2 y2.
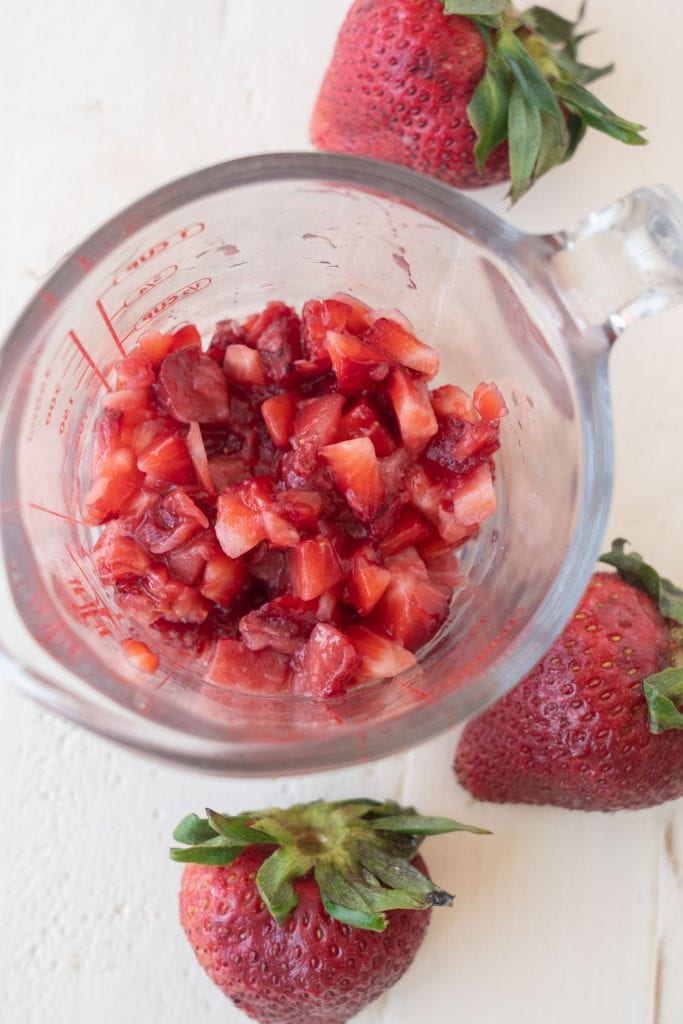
546 185 683 340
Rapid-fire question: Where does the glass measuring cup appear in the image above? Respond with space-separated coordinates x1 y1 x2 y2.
0 153 682 775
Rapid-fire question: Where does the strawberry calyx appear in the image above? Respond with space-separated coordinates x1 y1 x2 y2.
443 1 646 201
171 798 489 932
599 539 683 734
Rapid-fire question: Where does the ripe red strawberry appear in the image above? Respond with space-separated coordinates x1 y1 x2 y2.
320 437 387 521
455 540 683 811
172 798 489 1024
311 0 646 201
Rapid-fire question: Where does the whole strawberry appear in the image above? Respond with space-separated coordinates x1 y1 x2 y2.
455 540 683 811
171 798 488 1023
311 0 646 201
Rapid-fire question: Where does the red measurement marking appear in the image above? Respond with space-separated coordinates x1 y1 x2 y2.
96 299 125 355
132 277 212 332
69 329 112 391
122 264 178 310
111 222 205 287
29 502 85 526
154 668 175 691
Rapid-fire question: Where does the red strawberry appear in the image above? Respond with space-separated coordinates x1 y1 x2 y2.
338 397 397 457
172 799 488 1024
215 489 267 558
156 347 230 423
239 596 319 656
311 0 645 201
223 344 266 387
293 392 345 449
346 624 417 682
365 317 439 381
320 437 386 521
206 637 291 693
120 637 159 674
291 622 360 698
325 330 392 394
290 536 344 601
372 548 451 651
346 544 392 616
137 433 196 487
94 523 150 582
386 368 438 455
199 553 246 607
261 392 298 449
455 541 683 811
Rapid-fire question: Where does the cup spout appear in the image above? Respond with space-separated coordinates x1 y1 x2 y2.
546 185 683 340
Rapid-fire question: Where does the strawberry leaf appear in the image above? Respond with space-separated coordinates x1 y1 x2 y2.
534 109 569 179
172 813 218 845
320 894 387 932
507 82 542 201
643 669 683 733
497 30 565 127
369 815 491 835
443 0 507 15
599 539 683 624
170 837 245 866
468 50 511 171
256 847 310 924
206 809 274 845
523 5 575 43
553 82 646 145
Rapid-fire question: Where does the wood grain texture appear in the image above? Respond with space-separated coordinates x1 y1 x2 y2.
1 1 682 1021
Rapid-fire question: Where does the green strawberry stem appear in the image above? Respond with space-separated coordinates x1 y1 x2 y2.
442 1 646 201
599 539 683 733
171 798 490 932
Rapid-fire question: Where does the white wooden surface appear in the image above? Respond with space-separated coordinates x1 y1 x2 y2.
2 2 683 1022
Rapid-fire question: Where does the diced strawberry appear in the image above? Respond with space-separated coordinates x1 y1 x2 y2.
364 307 415 333
320 437 386 521
289 536 343 601
137 433 196 486
208 454 249 490
406 463 494 544
293 392 345 449
365 317 439 380
422 414 499 480
272 489 323 530
102 389 152 436
417 534 462 587
185 422 216 495
199 553 246 607
474 380 508 421
170 324 202 351
84 447 144 524
118 485 160 520
379 505 433 556
139 330 174 365
215 489 267 558
206 638 291 693
386 368 438 455
301 298 352 363
94 523 151 582
325 331 392 394
207 319 247 362
130 417 172 456
261 393 298 449
293 357 332 380
136 489 208 555
346 624 416 682
450 462 497 528
291 623 359 699
141 565 211 623
262 511 300 549
328 292 372 333
245 301 300 343
430 384 478 423
378 446 412 498
338 398 398 456
251 303 303 384
166 529 217 585
346 545 392 615
237 475 275 512
239 596 318 655
121 638 159 674
279 445 323 489
452 420 500 462
223 344 266 386
156 348 230 423
247 544 289 595
372 547 450 651
116 348 155 390
316 584 343 623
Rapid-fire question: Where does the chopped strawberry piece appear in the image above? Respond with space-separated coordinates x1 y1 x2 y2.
156 348 230 423
215 489 267 558
239 596 318 655
430 384 478 423
379 505 433 556
346 545 392 615
199 553 246 607
130 417 172 456
185 422 216 494
136 489 208 555
291 623 359 699
251 303 303 384
451 420 500 462
372 548 450 651
325 330 392 394
121 638 159 674
102 389 152 434
206 638 290 693
279 445 323 489
137 433 195 486
139 330 175 365
116 348 155 390
320 437 386 521
364 307 415 333
346 624 416 682
406 463 495 544
94 524 151 582
417 534 462 587
378 446 412 498
141 565 211 623
247 544 289 595
246 301 300 343
207 319 247 362
293 392 345 449
166 529 217 586
301 298 351 363
386 367 438 455
423 415 499 479
450 462 497 528
365 317 439 380
261 393 298 449
170 324 202 351
85 447 144 524
208 454 249 490
237 476 275 512
262 510 300 549
290 536 343 601
223 344 266 386
272 489 323 530
328 292 372 333
338 398 398 456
